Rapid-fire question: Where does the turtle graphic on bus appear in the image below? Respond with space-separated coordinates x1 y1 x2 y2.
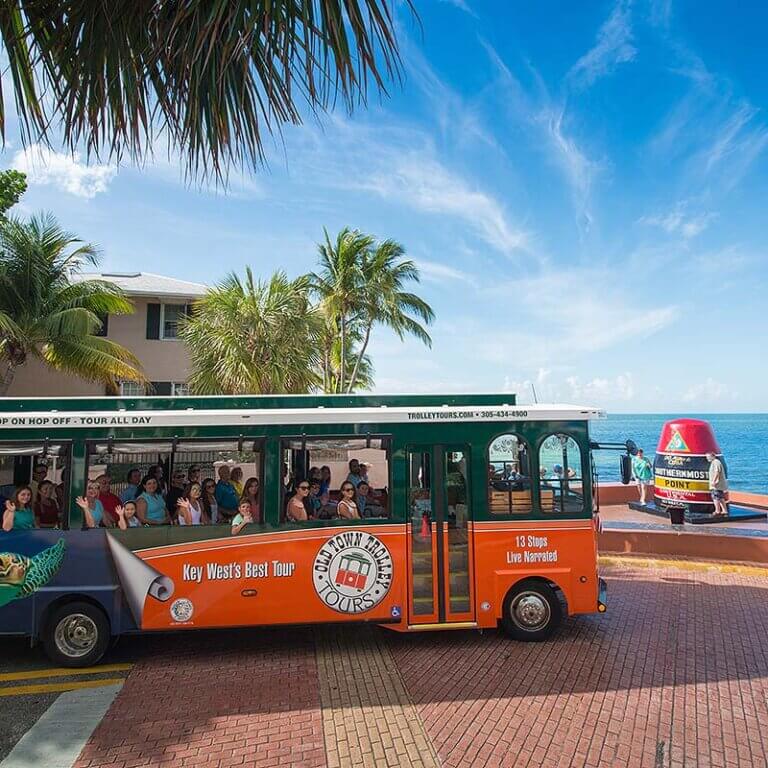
334 552 373 591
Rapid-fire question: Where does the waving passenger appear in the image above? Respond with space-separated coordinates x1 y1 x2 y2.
2 486 37 531
77 481 110 528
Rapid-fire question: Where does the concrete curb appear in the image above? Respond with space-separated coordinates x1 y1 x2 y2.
0 683 122 768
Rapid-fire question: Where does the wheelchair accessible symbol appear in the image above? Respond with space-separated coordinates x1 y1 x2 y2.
391 605 402 619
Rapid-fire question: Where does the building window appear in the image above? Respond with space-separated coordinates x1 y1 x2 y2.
488 433 532 515
538 434 584 515
171 382 190 397
160 304 186 339
119 381 146 397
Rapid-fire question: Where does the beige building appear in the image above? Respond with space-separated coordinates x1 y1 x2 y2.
7 272 208 397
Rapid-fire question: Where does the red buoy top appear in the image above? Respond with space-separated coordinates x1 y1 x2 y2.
656 418 722 456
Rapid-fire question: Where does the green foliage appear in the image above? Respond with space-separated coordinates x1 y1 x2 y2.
0 1 411 180
0 170 27 215
311 228 434 393
0 213 145 395
181 268 322 395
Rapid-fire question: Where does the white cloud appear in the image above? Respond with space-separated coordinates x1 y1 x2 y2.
640 201 716 239
682 378 737 405
568 0 637 89
437 0 477 18
415 258 478 288
12 144 116 198
566 373 635 403
359 154 530 257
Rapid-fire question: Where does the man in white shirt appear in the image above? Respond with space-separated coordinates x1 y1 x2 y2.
706 451 728 517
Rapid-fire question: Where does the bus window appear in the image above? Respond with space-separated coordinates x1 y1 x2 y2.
487 433 532 515
538 434 584 515
281 437 390 523
0 442 70 529
87 439 263 526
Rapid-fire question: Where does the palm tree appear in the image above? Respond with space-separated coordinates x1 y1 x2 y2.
1 1 411 179
0 213 145 395
180 268 321 394
346 239 433 392
310 228 374 393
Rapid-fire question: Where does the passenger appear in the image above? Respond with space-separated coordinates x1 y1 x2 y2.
307 480 323 519
2 486 36 531
215 466 238 522
231 500 253 535
97 474 122 525
287 482 309 522
135 476 169 526
360 462 371 483
309 466 322 482
34 480 61 528
337 482 361 519
201 478 219 524
242 477 261 524
567 467 577 479
187 465 201 484
230 467 244 498
29 463 49 500
177 483 206 526
77 481 110 528
148 464 167 495
319 466 332 497
165 469 187 523
115 501 141 529
356 481 370 518
120 468 142 503
346 459 363 488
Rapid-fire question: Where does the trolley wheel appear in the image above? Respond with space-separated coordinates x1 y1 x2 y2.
43 601 110 668
501 580 562 641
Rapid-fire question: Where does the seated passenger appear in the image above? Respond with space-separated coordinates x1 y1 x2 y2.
346 459 363 488
2 487 37 531
115 501 141 529
309 466 322 483
231 500 253 535
97 474 122 525
360 462 371 483
148 464 167 495
319 466 332 497
187 465 202 484
135 476 169 526
77 481 111 528
34 480 61 528
230 467 244 498
287 482 309 522
215 466 238 522
337 482 361 519
120 467 142 503
177 482 206 525
201 478 219 524
166 470 187 523
30 463 49 500
242 477 261 524
307 480 323 519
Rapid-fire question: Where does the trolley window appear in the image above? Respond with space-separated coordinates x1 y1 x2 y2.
488 433 533 515
538 434 585 515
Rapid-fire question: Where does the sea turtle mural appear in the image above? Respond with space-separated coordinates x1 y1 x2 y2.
0 539 66 608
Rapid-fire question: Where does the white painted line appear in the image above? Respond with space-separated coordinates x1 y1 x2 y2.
0 682 122 768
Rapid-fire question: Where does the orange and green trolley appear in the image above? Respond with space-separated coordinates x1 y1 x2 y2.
0 393 607 666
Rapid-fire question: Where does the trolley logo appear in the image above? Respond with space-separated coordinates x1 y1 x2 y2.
312 532 393 614
170 598 194 623
664 431 690 453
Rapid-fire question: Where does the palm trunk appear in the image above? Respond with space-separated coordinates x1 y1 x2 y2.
0 361 16 397
338 314 347 393
346 323 373 393
322 348 330 393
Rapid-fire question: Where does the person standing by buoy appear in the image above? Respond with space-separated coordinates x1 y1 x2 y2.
706 451 729 516
632 449 653 505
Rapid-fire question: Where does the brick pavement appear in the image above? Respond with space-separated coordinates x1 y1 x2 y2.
71 563 768 768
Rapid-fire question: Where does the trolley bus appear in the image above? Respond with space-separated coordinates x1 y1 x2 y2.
0 393 607 666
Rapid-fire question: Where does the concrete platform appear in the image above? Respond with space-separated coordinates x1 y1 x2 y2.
627 500 768 524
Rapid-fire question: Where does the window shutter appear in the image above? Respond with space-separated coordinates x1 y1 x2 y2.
151 381 172 396
146 303 160 339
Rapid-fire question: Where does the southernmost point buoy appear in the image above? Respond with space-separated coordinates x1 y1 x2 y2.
654 418 727 513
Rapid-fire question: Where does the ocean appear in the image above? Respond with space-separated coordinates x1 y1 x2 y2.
589 414 768 494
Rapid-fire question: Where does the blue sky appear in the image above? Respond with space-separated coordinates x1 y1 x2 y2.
2 0 766 412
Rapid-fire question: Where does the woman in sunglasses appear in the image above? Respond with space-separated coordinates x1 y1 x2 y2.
287 481 309 522
337 482 361 519
242 477 261 523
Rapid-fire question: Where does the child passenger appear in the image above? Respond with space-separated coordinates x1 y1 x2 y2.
115 501 141 529
231 500 253 535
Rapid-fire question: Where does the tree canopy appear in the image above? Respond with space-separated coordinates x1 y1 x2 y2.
0 1 410 179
